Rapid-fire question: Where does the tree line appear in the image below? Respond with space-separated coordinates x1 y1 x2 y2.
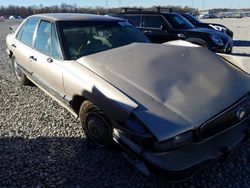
0 4 198 17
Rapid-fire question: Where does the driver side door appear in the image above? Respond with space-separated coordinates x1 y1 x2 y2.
142 15 179 43
30 20 65 97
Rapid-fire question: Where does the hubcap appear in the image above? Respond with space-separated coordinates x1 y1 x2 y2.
13 60 22 80
86 113 112 147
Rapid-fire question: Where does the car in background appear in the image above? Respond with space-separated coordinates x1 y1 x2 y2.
8 15 22 20
180 13 233 38
113 9 233 53
8 15 16 20
6 13 250 182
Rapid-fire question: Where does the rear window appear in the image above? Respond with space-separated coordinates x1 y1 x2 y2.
143 15 167 28
17 17 40 46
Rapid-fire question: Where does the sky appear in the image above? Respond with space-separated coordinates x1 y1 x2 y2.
0 0 249 10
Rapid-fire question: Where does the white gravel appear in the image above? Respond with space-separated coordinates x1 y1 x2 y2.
0 18 250 187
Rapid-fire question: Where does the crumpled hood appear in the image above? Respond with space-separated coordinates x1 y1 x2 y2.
77 43 250 141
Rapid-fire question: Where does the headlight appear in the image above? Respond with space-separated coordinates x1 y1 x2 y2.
153 131 193 152
210 34 224 46
122 115 156 145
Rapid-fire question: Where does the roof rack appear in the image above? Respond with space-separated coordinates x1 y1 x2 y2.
121 7 142 13
121 7 173 13
154 6 173 13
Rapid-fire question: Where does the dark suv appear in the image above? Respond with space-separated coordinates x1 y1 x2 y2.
114 9 233 53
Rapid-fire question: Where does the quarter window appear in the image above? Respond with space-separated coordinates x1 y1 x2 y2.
143 15 167 28
17 17 39 46
35 21 52 55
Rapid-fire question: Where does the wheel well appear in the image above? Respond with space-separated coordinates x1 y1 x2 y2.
9 50 13 59
70 95 87 115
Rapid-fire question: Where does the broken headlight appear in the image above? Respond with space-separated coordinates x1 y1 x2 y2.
153 131 193 152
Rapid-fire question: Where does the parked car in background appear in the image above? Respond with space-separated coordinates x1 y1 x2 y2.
0 16 5 21
6 13 250 182
113 9 233 53
8 15 16 20
180 13 233 38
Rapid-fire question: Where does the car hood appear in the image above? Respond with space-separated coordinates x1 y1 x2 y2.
183 27 230 41
205 23 229 29
77 43 250 141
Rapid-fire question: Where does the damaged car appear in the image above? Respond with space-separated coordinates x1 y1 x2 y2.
6 13 250 181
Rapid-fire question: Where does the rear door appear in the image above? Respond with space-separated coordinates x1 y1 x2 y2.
30 20 65 97
11 17 40 73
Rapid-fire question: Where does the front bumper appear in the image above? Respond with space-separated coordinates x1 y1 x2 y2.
225 30 233 38
114 119 250 182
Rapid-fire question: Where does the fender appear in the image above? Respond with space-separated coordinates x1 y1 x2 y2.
62 60 138 121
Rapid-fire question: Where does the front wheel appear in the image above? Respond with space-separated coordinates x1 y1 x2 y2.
79 101 114 147
12 56 31 85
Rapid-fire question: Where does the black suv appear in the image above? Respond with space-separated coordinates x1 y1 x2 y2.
113 9 233 53
180 13 233 38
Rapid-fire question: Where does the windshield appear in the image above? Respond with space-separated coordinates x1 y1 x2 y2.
164 14 195 29
186 14 202 24
58 21 150 60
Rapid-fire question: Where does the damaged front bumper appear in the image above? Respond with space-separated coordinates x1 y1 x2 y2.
113 119 250 182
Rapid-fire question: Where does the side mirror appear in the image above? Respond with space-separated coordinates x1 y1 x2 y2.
9 26 17 33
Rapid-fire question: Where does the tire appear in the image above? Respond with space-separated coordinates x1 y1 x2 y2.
12 56 31 85
79 100 114 147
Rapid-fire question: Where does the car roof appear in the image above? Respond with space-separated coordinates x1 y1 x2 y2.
117 11 181 16
29 13 124 22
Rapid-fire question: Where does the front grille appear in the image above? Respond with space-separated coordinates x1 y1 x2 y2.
199 96 250 139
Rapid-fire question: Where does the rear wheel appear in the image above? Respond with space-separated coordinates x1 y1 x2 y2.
79 101 114 147
12 56 30 85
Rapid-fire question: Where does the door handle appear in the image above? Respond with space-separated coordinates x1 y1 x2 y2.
46 58 53 63
178 34 186 38
11 44 16 48
144 30 152 33
29 56 37 61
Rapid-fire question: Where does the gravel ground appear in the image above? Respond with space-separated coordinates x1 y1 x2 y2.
0 18 250 187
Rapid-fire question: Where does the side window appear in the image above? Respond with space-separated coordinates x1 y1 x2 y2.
51 24 62 59
184 15 195 25
35 21 52 55
17 18 39 46
143 15 167 28
124 15 141 26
